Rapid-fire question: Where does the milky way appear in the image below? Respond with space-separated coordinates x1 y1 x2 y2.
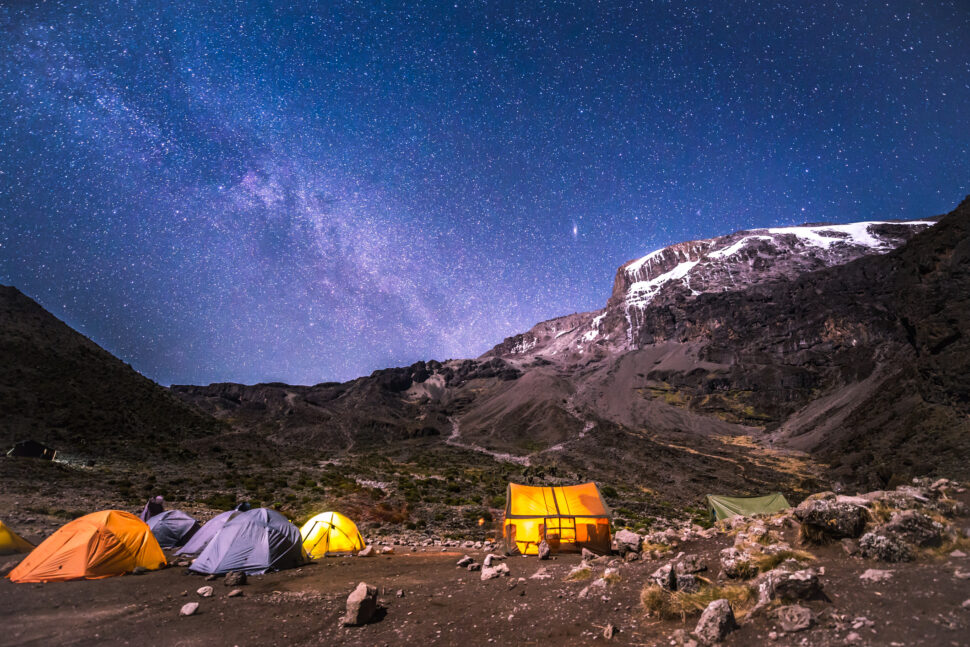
1 2 967 385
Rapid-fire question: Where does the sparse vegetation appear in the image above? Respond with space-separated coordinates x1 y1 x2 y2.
641 581 757 621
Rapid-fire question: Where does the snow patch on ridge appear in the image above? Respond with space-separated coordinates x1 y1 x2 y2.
765 220 934 250
627 260 698 309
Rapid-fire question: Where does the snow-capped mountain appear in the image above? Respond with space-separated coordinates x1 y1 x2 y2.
487 218 936 360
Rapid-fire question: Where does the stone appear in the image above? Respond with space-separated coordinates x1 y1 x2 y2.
651 564 677 590
227 589 243 598
859 569 894 583
624 551 640 562
530 567 552 580
794 495 869 541
776 605 814 632
205 573 218 581
396 589 405 598
224 571 246 587
951 550 967 558
859 532 914 562
882 510 943 547
481 562 510 581
693 599 738 645
845 631 862 643
179 602 199 616
581 548 597 561
955 570 970 580
962 599 970 609
537 540 551 560
467 563 481 571
0 562 16 577
841 538 859 556
719 547 754 579
676 554 707 574
196 586 214 598
342 582 378 626
758 569 822 605
613 529 641 554
456 555 473 568
357 545 375 557
131 566 148 575
676 573 699 593
380 546 394 555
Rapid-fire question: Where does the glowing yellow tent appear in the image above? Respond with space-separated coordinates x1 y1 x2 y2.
300 511 365 557
503 482 611 555
7 510 166 583
0 520 34 555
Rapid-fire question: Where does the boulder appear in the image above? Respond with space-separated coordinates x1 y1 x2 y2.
719 547 754 579
882 510 944 547
357 545 375 557
342 582 378 626
859 532 914 562
651 564 677 591
481 562 510 581
224 571 246 587
179 602 199 617
693 599 738 645
537 540 551 560
794 495 869 541
613 529 641 555
456 555 473 568
676 554 707 574
757 569 822 604
776 605 814 633
675 573 699 593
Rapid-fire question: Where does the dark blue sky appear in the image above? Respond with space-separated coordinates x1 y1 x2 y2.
1 1 967 385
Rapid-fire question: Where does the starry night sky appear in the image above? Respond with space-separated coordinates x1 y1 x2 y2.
1 2 968 386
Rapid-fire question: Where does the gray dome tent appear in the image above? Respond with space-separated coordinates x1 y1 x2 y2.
147 510 200 549
176 503 251 556
188 508 306 575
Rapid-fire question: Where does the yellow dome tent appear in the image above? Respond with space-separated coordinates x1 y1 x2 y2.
300 511 365 557
503 482 612 555
0 520 34 555
7 510 166 583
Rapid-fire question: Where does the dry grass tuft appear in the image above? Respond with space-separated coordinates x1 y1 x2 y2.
870 500 895 523
603 570 622 584
564 567 592 582
641 582 757 621
753 549 815 572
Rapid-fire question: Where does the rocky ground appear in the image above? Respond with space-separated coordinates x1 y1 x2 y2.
2 478 969 646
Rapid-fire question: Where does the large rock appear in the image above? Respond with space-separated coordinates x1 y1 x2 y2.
776 605 814 633
757 569 823 604
882 510 943 547
693 599 738 645
614 529 641 555
651 564 677 590
676 554 707 574
794 495 869 541
859 532 914 562
342 582 378 626
481 562 510 581
179 602 199 617
719 547 754 579
224 571 246 587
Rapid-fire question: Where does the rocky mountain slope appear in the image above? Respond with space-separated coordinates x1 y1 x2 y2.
173 196 970 495
0 285 222 461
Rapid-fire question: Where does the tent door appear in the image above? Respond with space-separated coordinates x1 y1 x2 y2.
544 517 577 548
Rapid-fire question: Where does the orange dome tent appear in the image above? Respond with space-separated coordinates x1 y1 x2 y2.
7 510 166 583
503 482 612 556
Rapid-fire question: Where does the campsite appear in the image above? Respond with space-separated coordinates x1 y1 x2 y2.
2 469 970 646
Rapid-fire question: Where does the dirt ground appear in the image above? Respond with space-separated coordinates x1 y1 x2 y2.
3 506 970 647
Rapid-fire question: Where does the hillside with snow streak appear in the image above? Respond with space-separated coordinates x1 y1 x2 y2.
488 218 936 360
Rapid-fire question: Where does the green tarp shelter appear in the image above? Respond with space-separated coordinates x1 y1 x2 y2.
705 493 790 522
